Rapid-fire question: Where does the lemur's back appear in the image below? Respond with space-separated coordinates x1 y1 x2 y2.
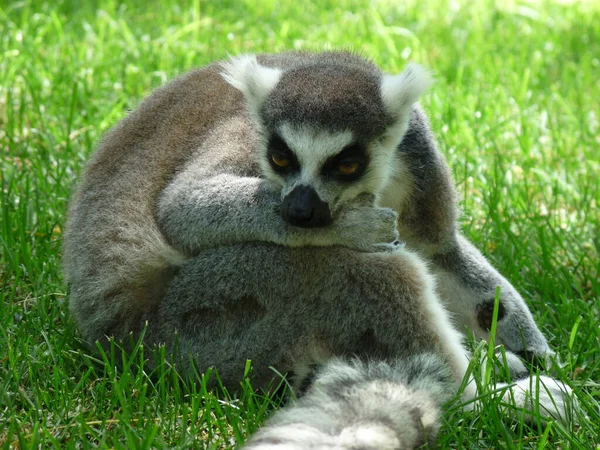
65 63 243 342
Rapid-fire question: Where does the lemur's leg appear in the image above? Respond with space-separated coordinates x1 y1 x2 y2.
144 243 573 448
144 243 470 395
148 243 469 447
380 106 552 367
154 242 571 448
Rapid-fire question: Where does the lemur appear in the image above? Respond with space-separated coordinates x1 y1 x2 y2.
64 52 571 448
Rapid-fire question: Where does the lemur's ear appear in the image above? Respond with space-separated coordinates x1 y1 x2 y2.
222 55 282 118
379 63 434 146
381 63 434 118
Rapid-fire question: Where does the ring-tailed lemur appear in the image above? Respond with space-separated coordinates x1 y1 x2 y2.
64 52 572 448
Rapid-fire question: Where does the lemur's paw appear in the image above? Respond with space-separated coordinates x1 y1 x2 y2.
334 204 399 252
500 375 580 425
496 350 529 380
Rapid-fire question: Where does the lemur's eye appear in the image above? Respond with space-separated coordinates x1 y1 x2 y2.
271 154 291 167
337 162 360 175
322 143 368 181
267 134 298 173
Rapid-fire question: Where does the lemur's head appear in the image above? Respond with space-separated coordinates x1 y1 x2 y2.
222 53 432 228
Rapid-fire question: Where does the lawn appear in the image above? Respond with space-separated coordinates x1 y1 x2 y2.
1 0 599 448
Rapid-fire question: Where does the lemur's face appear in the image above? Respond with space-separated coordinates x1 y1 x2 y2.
222 54 432 228
259 124 397 228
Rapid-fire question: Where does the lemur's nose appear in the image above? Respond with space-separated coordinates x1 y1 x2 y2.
281 185 332 228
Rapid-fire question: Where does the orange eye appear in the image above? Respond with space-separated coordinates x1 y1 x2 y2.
271 154 290 167
338 162 360 175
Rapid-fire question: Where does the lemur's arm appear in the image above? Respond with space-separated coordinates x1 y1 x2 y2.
381 106 552 364
157 160 398 255
157 170 286 252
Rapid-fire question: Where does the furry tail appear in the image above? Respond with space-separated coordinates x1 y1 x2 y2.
244 354 456 450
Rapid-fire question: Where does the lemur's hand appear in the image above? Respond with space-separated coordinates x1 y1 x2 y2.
333 194 400 252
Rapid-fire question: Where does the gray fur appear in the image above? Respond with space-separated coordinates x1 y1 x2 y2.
244 355 454 449
64 51 572 448
244 360 576 450
380 106 553 366
261 57 391 138
147 243 469 392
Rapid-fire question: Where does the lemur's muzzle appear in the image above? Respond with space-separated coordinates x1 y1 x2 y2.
281 185 332 228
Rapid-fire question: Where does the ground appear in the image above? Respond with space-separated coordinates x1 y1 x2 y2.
0 0 599 448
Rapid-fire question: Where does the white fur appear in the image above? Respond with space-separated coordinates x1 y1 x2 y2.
381 63 434 116
221 55 282 118
378 155 415 217
258 123 356 202
361 142 400 199
380 63 434 150
279 123 353 180
339 423 401 449
498 375 576 424
400 250 475 398
271 123 404 208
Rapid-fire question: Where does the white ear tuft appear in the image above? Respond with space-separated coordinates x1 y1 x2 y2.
221 54 282 113
381 63 434 117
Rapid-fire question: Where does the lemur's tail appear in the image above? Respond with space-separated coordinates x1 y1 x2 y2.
244 354 456 450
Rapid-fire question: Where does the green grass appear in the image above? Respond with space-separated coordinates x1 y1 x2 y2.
1 0 599 447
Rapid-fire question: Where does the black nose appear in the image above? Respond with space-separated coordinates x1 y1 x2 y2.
281 186 332 228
